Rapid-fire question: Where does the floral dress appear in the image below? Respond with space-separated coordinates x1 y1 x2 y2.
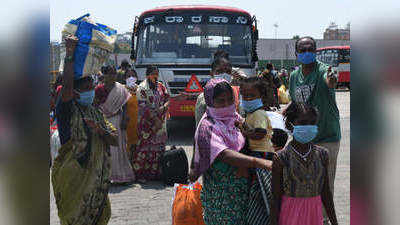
201 160 249 225
132 79 169 181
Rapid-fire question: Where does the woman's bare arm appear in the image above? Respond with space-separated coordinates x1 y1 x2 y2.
217 149 272 170
60 35 78 102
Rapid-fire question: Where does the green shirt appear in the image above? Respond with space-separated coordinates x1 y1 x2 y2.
289 61 341 143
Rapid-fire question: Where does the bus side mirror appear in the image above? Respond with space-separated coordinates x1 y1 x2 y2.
131 17 138 61
130 32 136 60
252 48 259 62
254 29 259 41
252 29 259 62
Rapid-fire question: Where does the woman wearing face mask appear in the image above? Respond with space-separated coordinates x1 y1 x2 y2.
94 65 135 184
189 79 272 225
124 69 139 164
132 66 170 183
270 102 338 225
52 35 118 225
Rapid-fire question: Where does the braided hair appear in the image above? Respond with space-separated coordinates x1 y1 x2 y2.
282 102 319 132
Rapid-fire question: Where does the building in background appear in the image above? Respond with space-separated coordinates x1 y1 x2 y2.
323 22 350 40
115 32 132 54
49 41 61 72
49 41 61 84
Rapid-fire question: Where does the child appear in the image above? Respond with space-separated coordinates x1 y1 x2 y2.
271 102 338 225
239 76 274 225
271 128 288 152
240 76 274 155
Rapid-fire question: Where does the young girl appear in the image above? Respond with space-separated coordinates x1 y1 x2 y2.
239 76 274 225
271 102 338 225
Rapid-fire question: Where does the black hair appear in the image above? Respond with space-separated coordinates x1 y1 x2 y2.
282 102 319 131
211 57 231 74
121 59 130 68
146 66 159 76
295 36 317 52
213 81 233 100
213 50 229 60
240 76 268 101
102 65 116 75
266 63 274 70
271 128 288 149
125 68 138 78
73 76 93 90
101 66 107 74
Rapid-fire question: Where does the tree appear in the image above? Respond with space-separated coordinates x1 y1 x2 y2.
292 35 300 40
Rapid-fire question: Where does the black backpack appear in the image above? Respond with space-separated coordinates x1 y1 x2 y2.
160 146 189 186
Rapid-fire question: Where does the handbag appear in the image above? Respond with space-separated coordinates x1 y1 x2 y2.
160 146 189 186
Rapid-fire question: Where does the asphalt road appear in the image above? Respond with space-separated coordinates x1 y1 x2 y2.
50 90 350 225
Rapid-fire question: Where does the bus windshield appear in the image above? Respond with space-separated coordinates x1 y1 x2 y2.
136 23 252 65
316 48 350 66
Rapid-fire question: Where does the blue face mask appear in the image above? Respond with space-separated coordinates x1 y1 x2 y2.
240 98 264 113
292 125 318 144
297 52 316 64
76 90 95 106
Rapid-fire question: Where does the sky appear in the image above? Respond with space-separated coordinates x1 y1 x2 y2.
50 0 399 42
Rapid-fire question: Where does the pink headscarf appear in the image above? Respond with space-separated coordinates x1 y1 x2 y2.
192 79 245 178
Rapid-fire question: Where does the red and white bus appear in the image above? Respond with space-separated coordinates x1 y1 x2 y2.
316 45 350 88
130 5 259 118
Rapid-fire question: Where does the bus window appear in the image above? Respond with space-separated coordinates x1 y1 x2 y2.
323 49 339 66
340 49 351 63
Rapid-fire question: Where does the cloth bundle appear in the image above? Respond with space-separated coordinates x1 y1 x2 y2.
59 14 117 79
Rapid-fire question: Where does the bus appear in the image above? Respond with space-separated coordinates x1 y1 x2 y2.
316 45 350 88
130 5 259 118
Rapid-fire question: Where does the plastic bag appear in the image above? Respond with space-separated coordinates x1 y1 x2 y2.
172 182 205 225
59 14 117 79
50 129 61 165
278 85 290 104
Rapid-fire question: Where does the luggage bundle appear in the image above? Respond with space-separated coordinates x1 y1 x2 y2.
59 14 117 79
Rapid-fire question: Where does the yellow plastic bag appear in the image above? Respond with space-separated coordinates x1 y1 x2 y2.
278 85 290 104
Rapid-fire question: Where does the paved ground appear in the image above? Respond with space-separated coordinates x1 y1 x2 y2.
50 91 350 225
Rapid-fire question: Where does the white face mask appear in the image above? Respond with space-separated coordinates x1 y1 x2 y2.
126 77 137 88
214 73 232 82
